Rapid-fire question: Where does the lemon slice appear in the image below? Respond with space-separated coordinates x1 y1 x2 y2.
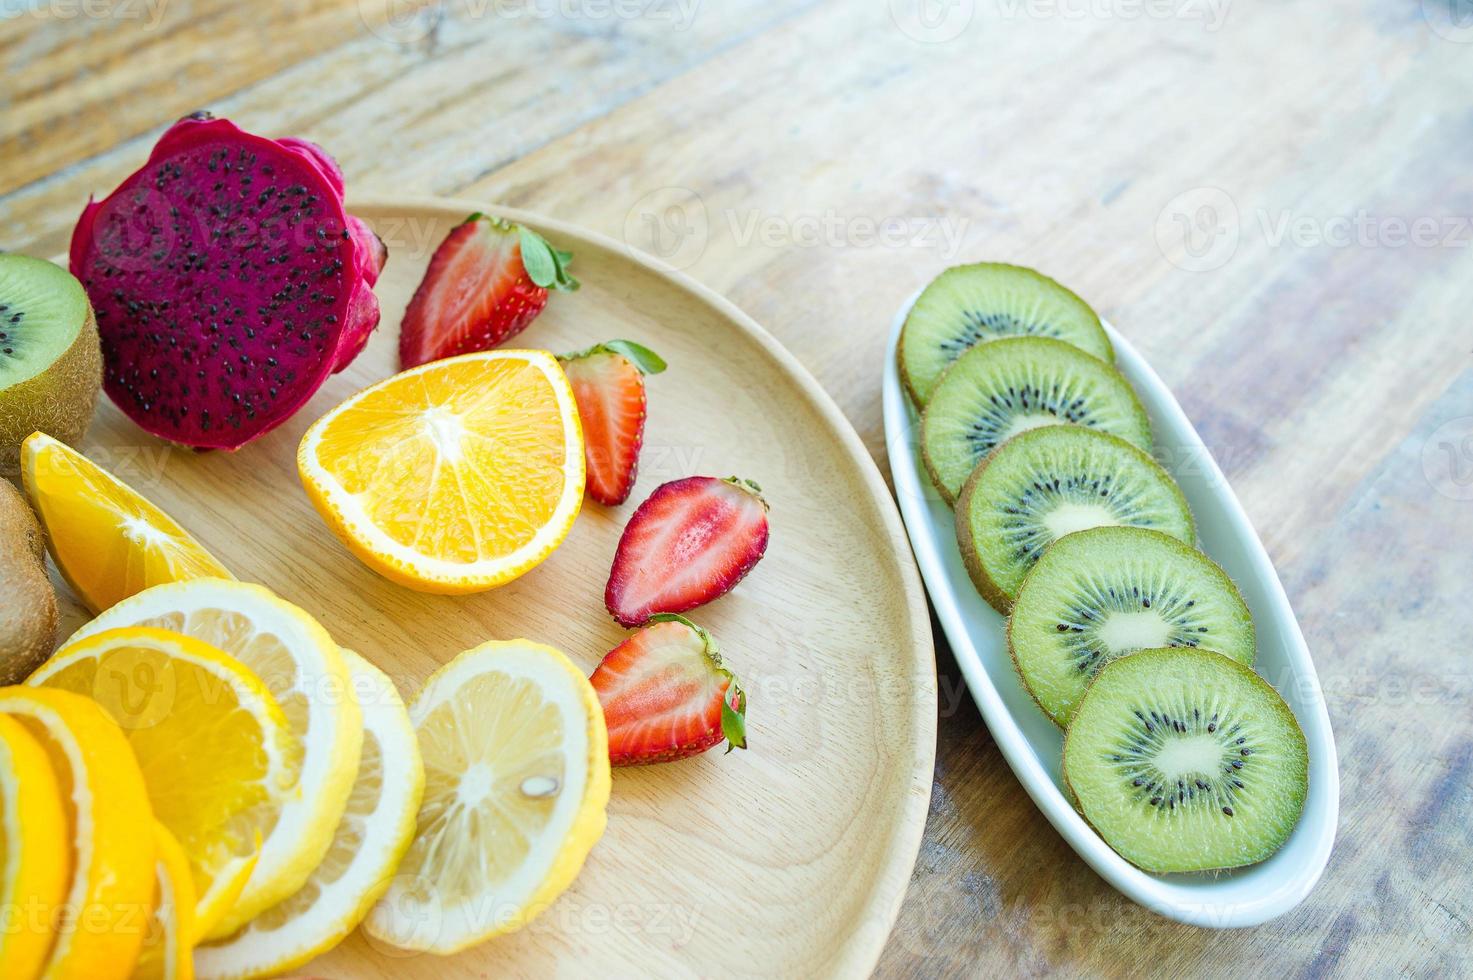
195 650 424 979
134 822 197 980
0 713 69 980
28 627 296 937
64 579 362 938
20 432 232 615
0 687 155 980
365 639 610 954
298 350 585 594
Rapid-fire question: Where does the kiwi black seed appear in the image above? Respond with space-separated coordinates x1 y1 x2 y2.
0 255 102 476
921 336 1150 504
954 425 1193 613
899 263 1113 406
1008 525 1255 727
1063 647 1308 873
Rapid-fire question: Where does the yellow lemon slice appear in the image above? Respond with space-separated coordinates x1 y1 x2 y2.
0 713 69 980
0 686 154 980
63 579 362 939
20 432 232 615
364 639 610 954
28 627 296 937
134 822 197 980
196 650 424 979
298 350 584 594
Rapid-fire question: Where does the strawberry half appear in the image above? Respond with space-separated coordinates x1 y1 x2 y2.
605 476 770 627
560 340 667 506
591 614 747 766
399 212 577 369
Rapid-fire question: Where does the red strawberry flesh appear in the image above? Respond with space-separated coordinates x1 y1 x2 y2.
591 615 746 766
605 476 769 626
399 215 545 368
561 342 666 506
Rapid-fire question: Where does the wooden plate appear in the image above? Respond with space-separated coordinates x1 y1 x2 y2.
50 199 935 977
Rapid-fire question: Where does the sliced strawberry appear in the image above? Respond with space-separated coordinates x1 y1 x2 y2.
399 212 577 369
560 340 667 506
605 476 770 627
591 614 747 765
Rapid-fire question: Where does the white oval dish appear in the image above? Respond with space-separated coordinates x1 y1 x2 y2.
882 293 1339 927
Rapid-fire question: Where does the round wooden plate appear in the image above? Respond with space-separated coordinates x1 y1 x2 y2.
51 199 936 977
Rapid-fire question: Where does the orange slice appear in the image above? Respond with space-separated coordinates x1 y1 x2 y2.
29 627 296 938
0 713 69 980
0 686 155 980
297 350 584 594
134 822 197 980
20 432 232 614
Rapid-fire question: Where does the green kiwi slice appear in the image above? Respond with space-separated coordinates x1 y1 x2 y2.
1063 647 1308 873
1009 526 1255 727
900 263 1112 405
0 255 101 477
921 336 1150 504
955 425 1192 612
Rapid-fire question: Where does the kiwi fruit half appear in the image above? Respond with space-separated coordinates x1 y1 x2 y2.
1009 526 1255 727
0 255 102 477
955 425 1192 612
921 336 1150 504
1063 647 1308 873
900 263 1112 406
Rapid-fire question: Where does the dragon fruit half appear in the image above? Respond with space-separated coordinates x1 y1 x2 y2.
69 113 387 450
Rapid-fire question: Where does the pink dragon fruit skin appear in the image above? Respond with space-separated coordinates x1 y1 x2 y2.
69 113 387 450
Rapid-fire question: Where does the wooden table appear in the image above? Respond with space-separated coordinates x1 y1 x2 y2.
4 2 1470 975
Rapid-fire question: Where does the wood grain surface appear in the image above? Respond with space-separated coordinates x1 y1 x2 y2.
4 1 1471 975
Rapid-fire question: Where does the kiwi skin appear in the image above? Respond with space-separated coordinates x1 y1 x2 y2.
953 431 1195 615
0 479 58 684
0 304 102 479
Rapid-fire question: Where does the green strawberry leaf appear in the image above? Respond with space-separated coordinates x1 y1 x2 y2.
519 226 579 292
722 683 748 753
601 340 667 375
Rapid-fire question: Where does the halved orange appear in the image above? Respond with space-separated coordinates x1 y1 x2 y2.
20 432 232 614
297 350 585 593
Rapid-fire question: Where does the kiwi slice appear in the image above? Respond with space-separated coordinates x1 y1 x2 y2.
921 336 1150 504
1009 526 1255 727
900 263 1112 406
0 255 101 477
1063 647 1308 873
955 425 1192 612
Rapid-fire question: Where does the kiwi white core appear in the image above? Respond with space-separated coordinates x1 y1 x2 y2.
1097 610 1172 651
1042 502 1120 539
